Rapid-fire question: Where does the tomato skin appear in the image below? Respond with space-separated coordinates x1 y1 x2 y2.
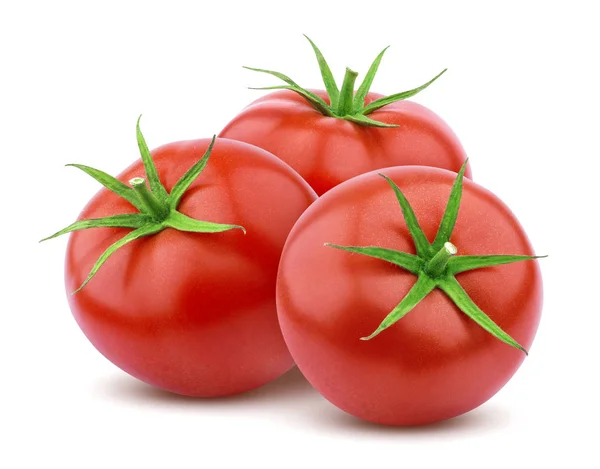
219 90 471 195
65 138 316 397
276 166 542 425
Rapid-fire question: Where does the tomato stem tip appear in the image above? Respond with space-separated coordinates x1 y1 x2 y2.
425 242 457 277
129 177 170 221
336 68 359 116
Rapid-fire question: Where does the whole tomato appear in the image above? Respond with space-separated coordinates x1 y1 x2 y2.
45 121 316 397
277 163 543 425
220 36 470 195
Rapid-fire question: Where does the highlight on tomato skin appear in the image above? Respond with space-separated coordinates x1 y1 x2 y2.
220 35 470 195
44 121 317 397
276 163 543 425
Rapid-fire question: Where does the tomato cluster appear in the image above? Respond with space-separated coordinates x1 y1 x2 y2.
44 37 543 426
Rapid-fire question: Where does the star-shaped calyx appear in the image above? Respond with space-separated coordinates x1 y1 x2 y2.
41 117 245 293
326 162 545 354
244 35 446 128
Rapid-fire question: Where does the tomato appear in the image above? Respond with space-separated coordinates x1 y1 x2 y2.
54 131 316 397
220 90 470 196
220 37 470 195
276 164 542 425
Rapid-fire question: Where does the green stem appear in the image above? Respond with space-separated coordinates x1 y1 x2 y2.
425 242 457 277
129 177 169 221
336 68 359 116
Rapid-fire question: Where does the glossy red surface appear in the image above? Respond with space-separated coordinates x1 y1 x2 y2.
66 138 316 396
277 166 542 425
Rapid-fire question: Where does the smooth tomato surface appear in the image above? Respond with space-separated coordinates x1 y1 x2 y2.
277 166 541 425
66 138 316 397
220 90 471 195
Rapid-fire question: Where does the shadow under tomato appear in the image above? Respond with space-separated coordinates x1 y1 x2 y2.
97 367 510 436
306 399 512 436
96 366 319 408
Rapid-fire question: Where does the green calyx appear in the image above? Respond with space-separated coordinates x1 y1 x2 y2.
326 161 546 354
244 35 447 128
41 117 245 293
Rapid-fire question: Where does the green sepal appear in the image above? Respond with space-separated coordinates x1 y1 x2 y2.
448 254 546 275
379 174 431 257
431 160 468 251
361 69 447 115
136 116 169 203
165 210 246 234
246 83 334 117
66 164 143 211
72 223 163 294
242 66 302 87
40 213 148 242
344 114 399 128
438 277 528 354
243 65 333 115
325 243 421 274
354 46 389 110
361 275 436 340
169 136 215 209
303 35 339 108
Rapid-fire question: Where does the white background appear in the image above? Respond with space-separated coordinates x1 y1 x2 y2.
1 1 598 468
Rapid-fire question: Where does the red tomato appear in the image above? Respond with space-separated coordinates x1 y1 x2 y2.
65 138 316 396
219 90 471 195
220 90 470 195
277 165 542 425
221 37 470 195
